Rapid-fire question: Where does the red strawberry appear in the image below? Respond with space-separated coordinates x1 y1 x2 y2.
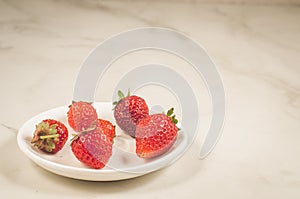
71 127 113 169
97 119 116 143
68 101 98 132
31 119 68 154
136 108 179 158
113 90 149 137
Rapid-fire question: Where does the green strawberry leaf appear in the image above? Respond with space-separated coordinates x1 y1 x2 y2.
127 89 131 97
166 107 179 126
118 90 125 99
167 108 174 117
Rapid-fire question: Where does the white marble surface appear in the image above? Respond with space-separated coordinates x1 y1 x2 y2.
1 0 300 198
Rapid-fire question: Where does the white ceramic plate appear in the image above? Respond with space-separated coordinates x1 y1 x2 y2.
17 102 188 181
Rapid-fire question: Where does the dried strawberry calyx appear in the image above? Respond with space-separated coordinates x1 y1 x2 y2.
112 89 130 109
31 122 58 152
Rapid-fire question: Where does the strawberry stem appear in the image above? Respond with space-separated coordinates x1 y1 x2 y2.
70 133 79 143
40 134 59 139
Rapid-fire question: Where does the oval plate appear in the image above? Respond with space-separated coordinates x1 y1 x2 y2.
17 102 188 181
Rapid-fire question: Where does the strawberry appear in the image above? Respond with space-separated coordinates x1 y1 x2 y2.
71 126 113 169
113 90 149 137
97 119 116 143
136 108 179 158
31 119 68 154
68 101 98 132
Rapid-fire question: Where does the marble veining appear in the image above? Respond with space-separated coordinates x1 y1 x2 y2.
213 7 300 51
0 123 18 134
